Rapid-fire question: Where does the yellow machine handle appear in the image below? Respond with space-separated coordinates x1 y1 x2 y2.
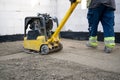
48 0 81 43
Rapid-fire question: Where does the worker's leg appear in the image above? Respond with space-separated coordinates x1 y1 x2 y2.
101 7 115 53
87 8 100 37
87 7 102 47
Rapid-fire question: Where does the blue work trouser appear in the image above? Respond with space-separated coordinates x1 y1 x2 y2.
87 5 115 37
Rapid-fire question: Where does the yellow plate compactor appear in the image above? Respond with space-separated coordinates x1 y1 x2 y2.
23 0 81 54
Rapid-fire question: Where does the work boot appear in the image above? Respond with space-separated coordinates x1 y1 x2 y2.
104 46 112 53
104 37 115 53
86 36 98 48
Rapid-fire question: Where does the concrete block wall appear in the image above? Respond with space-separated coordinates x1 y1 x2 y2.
115 0 120 32
56 0 120 32
56 0 88 32
0 0 120 35
0 0 57 35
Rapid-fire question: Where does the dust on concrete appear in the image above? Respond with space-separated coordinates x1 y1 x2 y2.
0 39 120 80
0 41 23 56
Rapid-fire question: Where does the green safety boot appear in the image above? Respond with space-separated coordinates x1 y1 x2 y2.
86 36 98 48
104 37 115 53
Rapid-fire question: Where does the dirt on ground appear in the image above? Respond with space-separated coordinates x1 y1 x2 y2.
0 39 120 80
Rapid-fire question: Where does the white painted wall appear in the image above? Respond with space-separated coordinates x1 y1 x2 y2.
0 0 57 35
55 0 88 31
0 0 120 35
56 0 120 32
114 0 120 32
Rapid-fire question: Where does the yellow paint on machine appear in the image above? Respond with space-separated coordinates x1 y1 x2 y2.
23 0 81 54
23 36 46 51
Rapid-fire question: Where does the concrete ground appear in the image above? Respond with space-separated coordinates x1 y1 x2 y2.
0 39 120 80
50 39 120 73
